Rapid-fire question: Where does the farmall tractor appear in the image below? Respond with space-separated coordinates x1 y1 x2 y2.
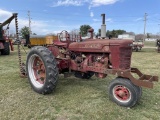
24 15 158 108
0 13 17 55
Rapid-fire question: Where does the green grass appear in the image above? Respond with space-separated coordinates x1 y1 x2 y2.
0 45 160 120
144 41 156 47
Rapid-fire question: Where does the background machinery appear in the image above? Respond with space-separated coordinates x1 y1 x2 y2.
25 35 58 48
0 13 17 55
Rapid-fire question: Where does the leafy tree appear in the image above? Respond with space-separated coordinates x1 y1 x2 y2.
110 29 126 38
33 33 37 35
98 29 126 38
147 33 150 38
106 30 111 37
106 29 126 38
111 30 117 37
116 30 126 36
80 25 91 36
98 29 101 36
20 26 30 38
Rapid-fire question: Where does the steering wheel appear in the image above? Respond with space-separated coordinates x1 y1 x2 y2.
59 30 70 42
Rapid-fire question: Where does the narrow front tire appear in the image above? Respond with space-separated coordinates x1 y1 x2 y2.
108 78 139 107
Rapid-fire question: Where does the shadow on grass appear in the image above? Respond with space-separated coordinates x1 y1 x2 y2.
52 74 115 97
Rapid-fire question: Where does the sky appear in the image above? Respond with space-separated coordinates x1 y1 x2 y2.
0 0 160 35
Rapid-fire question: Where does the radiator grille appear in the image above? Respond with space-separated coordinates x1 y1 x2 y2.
119 47 132 69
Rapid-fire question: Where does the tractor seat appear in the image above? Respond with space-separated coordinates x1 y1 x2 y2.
54 41 67 47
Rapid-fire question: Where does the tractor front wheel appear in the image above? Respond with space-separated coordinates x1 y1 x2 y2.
108 78 139 107
26 46 58 94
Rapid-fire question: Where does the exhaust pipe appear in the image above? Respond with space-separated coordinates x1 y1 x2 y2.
101 14 106 39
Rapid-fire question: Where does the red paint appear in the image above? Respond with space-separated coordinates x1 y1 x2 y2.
0 42 4 49
9 39 14 51
47 38 132 75
114 85 130 101
33 57 46 84
39 29 158 88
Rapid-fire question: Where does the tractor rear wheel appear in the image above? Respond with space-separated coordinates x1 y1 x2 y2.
1 42 10 55
26 46 58 94
108 77 139 107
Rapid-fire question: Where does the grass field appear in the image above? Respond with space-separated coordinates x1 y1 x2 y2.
144 41 156 47
0 43 160 120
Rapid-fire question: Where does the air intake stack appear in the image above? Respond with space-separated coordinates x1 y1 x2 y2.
101 14 106 39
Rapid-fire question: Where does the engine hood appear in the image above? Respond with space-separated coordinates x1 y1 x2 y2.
68 39 132 52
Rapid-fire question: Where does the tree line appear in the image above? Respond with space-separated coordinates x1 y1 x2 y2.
80 24 126 38
18 25 159 40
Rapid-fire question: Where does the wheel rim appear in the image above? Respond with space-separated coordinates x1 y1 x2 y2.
113 85 131 103
28 54 46 88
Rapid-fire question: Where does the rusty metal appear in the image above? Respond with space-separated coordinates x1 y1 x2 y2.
25 13 159 107
73 61 158 88
46 29 158 89
33 56 46 84
25 27 159 107
132 43 144 52
113 68 158 88
9 39 14 51
113 85 130 101
14 14 27 77
0 42 4 49
0 13 18 54
0 13 17 27
87 28 94 39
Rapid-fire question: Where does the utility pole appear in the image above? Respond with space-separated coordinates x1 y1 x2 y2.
159 24 160 38
143 13 147 43
28 10 31 35
101 13 106 39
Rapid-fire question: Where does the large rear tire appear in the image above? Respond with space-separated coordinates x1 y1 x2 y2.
1 42 10 55
26 46 58 94
108 78 140 107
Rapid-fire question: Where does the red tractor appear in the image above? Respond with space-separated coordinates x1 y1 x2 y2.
25 30 158 107
0 13 17 55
